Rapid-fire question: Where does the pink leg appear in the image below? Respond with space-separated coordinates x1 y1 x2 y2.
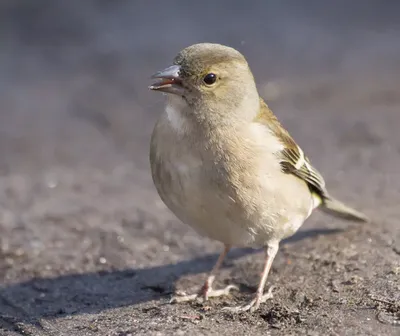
223 242 279 312
171 244 238 303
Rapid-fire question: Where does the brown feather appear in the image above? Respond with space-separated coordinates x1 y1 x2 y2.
253 98 368 222
254 99 328 199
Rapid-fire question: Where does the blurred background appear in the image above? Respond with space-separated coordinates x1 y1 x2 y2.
0 1 399 334
1 0 399 174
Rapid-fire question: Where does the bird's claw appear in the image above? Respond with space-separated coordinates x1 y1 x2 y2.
170 284 239 304
222 286 274 313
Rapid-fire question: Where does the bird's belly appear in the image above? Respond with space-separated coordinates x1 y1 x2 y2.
154 161 257 246
152 153 291 247
150 126 312 248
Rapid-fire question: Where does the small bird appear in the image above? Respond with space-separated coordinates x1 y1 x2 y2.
149 43 368 312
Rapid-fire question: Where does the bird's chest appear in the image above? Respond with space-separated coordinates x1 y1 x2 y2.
161 148 204 198
152 139 215 218
153 148 253 246
150 119 246 237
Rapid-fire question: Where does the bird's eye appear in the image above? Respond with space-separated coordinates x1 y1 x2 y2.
203 73 217 85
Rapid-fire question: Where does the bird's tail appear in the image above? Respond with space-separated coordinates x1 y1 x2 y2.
319 196 369 222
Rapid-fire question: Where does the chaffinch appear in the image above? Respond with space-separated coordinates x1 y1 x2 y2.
149 43 368 312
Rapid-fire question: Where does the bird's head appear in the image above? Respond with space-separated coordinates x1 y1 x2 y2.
150 43 260 124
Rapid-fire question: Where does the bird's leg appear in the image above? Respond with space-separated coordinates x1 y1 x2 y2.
199 244 238 300
171 244 238 303
223 242 279 313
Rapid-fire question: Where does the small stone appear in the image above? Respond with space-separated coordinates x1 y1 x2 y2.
390 266 400 275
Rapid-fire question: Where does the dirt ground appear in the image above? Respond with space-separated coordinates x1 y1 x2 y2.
0 1 399 335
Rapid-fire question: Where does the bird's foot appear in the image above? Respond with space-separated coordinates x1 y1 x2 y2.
222 286 274 313
170 284 238 303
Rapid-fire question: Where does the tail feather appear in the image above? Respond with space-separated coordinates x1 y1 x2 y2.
320 197 369 223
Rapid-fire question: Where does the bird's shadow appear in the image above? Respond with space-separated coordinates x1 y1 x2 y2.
0 227 341 330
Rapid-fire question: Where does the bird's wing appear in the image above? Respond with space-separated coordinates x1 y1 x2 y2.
254 99 329 199
254 99 369 222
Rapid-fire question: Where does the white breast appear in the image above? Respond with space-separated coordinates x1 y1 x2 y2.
165 96 190 134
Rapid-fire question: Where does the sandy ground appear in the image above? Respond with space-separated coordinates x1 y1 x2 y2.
0 1 399 335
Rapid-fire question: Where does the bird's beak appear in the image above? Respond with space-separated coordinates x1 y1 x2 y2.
149 65 184 96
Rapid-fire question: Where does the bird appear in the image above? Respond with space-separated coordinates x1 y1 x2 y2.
148 43 368 312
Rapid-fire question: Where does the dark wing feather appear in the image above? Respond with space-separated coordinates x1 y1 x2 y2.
280 148 328 197
255 99 329 200
254 99 368 222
